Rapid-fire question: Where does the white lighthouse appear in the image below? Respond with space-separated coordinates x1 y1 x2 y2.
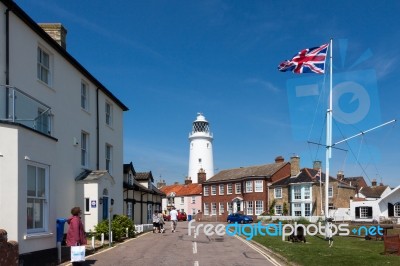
188 113 214 183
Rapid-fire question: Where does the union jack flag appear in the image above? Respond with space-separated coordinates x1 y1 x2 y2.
278 43 329 74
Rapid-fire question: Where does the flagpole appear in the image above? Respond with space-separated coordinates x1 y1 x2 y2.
325 38 333 242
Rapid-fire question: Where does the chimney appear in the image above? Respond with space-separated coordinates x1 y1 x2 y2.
313 160 322 170
337 170 344 181
275 156 284 163
290 155 300 177
39 23 67 49
197 168 206 184
184 177 192 185
371 179 377 186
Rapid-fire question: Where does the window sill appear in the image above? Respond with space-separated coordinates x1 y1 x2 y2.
24 232 54 240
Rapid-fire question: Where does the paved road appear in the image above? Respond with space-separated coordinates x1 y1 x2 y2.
65 221 283 266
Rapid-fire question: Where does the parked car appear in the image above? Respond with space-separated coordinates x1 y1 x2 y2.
163 211 187 221
178 211 187 221
227 213 253 224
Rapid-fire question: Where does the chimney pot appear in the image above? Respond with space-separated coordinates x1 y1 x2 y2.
275 156 284 163
371 179 377 186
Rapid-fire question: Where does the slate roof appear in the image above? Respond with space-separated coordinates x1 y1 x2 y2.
135 171 154 182
272 168 354 189
160 183 202 197
204 162 288 183
360 186 390 198
123 162 136 175
342 176 368 188
75 170 115 183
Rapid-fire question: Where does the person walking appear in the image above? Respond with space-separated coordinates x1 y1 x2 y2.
158 210 165 233
66 207 87 265
169 207 178 233
152 210 160 233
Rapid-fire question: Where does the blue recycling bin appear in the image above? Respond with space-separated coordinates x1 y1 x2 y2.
188 215 192 221
56 218 67 243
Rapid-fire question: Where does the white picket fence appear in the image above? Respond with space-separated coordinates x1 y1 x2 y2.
134 224 153 234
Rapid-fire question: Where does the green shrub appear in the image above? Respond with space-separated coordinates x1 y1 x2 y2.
93 215 135 242
295 217 311 224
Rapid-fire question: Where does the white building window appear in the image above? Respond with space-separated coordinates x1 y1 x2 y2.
37 47 51 85
105 102 113 126
328 186 333 198
247 201 253 215
219 203 224 214
305 203 311 216
304 186 311 199
275 205 282 215
81 131 89 167
204 186 209 196
255 201 263 215
227 184 232 194
211 203 217 215
360 207 370 218
204 203 209 215
106 144 113 173
180 197 184 204
211 185 217 195
219 184 224 195
254 180 263 192
127 202 133 219
27 163 49 233
293 203 301 216
246 181 253 193
128 173 133 185
81 82 89 110
191 197 196 204
274 187 282 198
294 186 301 199
394 203 400 217
235 183 241 194
227 202 233 214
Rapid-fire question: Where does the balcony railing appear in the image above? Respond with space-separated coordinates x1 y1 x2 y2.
0 85 52 136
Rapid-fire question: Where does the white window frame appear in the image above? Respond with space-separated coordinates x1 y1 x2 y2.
254 180 263 192
211 185 217 195
27 162 49 234
219 202 224 215
293 203 302 216
180 197 184 204
81 81 89 110
227 183 232 194
204 203 209 215
255 200 263 215
246 181 253 193
293 186 301 200
304 186 311 200
328 186 333 198
81 131 89 167
305 203 311 216
219 184 224 195
204 186 209 196
394 203 400 217
235 183 241 194
127 202 133 219
247 201 253 215
105 101 113 127
274 187 282 198
37 46 51 85
106 144 113 173
227 202 233 214
191 196 196 204
211 203 217 215
360 206 369 218
275 205 283 215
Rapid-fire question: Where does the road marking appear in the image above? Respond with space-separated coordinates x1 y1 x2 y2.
234 235 281 266
192 241 197 254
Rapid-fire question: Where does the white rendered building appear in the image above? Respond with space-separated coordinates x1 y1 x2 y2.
0 0 128 256
188 113 214 183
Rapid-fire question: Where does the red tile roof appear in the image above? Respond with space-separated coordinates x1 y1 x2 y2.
160 183 202 197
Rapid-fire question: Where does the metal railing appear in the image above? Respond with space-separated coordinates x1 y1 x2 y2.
0 85 52 135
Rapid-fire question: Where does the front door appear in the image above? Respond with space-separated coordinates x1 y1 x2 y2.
102 196 109 220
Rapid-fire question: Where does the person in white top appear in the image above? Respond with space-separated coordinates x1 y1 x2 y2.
169 207 179 232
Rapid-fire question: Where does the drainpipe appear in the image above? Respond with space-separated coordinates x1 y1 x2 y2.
96 88 99 169
5 8 10 118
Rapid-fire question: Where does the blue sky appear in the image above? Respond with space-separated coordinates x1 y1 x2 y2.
17 0 400 187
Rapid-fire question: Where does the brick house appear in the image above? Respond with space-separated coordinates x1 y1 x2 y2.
269 158 355 217
201 156 291 222
160 179 202 217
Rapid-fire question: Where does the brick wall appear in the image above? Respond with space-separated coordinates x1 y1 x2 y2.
0 229 18 266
